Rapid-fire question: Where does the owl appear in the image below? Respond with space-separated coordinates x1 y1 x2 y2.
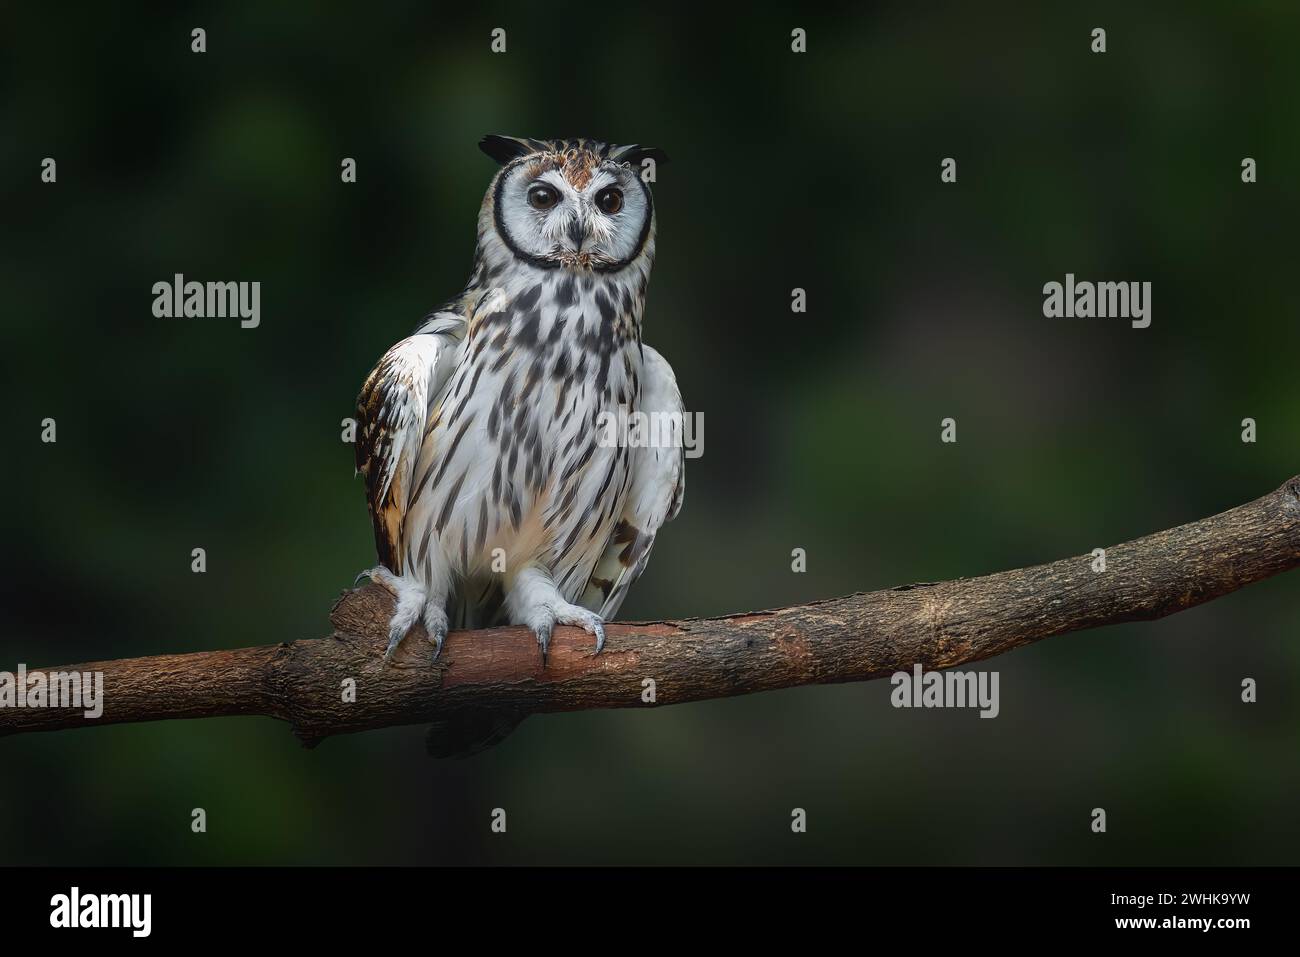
354 135 684 665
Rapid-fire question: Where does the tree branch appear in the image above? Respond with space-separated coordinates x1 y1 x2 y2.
4 475 1299 751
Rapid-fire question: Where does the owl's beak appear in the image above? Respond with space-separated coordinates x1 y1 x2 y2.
566 214 586 251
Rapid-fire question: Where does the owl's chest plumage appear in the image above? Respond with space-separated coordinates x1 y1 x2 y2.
402 266 646 606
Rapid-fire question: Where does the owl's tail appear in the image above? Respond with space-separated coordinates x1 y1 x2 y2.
424 708 527 758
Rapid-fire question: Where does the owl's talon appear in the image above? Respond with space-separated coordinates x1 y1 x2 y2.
383 628 407 662
535 623 552 666
424 603 450 662
356 565 399 595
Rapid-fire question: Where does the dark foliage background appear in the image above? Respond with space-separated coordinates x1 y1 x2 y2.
2 2 1297 864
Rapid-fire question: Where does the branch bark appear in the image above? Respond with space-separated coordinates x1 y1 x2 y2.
4 475 1299 751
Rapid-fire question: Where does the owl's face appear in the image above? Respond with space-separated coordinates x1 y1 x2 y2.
480 135 667 273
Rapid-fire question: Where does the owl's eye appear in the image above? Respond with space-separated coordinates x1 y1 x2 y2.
527 184 559 210
595 187 624 214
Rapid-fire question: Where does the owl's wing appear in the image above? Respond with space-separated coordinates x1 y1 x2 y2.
355 313 465 574
579 345 686 619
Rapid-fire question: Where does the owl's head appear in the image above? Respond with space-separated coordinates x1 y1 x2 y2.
478 135 667 273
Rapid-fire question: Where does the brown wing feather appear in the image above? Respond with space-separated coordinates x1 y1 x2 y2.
355 318 464 574
356 356 410 571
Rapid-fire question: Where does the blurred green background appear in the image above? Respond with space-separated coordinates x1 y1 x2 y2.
2 2 1298 864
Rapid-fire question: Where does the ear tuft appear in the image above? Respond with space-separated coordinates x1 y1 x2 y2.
479 134 540 166
610 144 670 169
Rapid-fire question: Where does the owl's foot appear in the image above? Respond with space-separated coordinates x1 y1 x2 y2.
505 568 606 666
553 602 607 656
355 567 447 663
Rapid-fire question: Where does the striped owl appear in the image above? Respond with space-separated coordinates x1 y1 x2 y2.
354 134 684 665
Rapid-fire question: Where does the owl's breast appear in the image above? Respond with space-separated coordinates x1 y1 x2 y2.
403 271 644 595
